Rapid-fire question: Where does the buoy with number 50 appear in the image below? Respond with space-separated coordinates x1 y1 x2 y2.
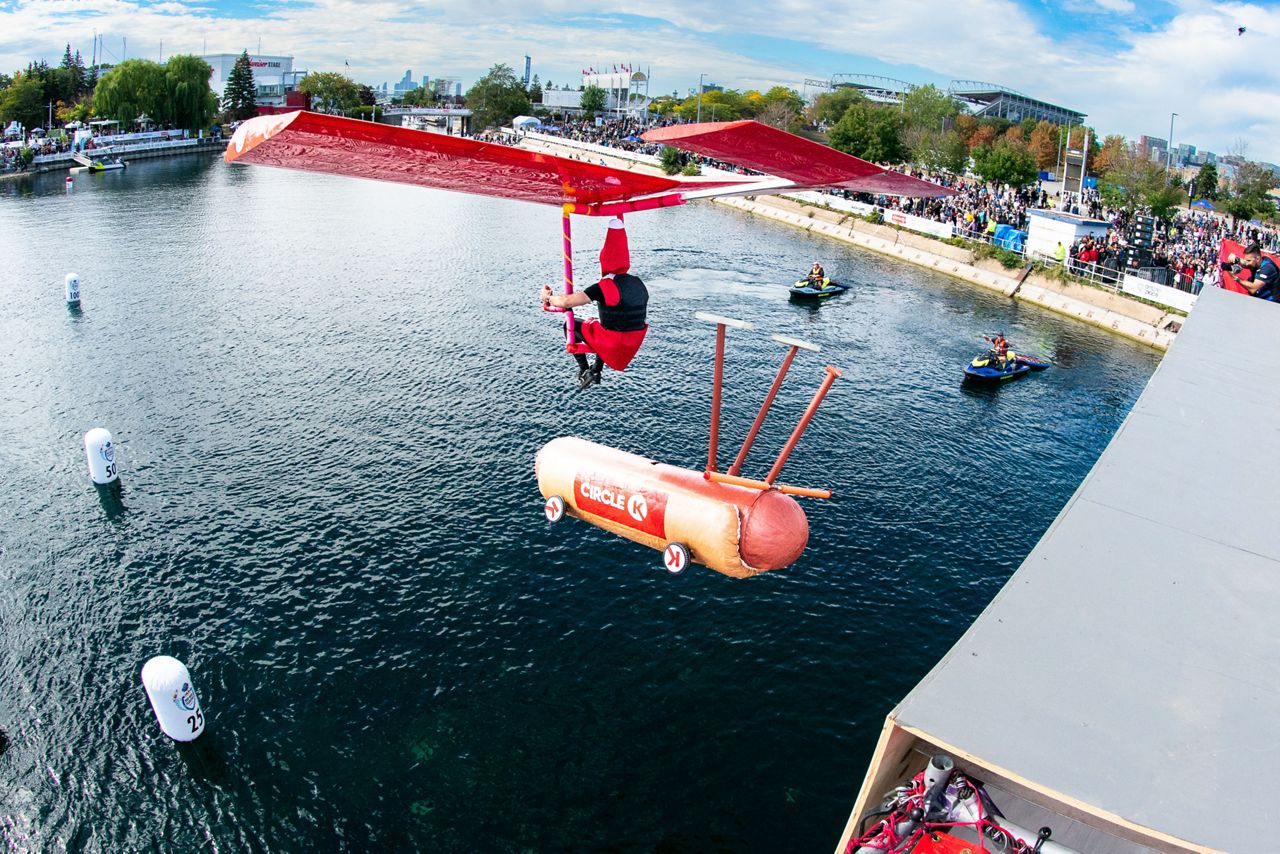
83 427 119 485
141 655 206 741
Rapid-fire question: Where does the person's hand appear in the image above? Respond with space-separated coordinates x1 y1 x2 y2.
540 285 552 306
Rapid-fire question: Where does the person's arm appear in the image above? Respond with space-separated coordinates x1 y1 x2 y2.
541 286 591 309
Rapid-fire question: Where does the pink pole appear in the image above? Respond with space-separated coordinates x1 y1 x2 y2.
765 366 842 486
561 204 575 343
727 344 798 477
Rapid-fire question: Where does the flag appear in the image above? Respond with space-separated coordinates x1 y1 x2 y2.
613 63 618 74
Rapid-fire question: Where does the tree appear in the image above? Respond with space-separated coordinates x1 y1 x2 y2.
299 71 360 115
528 74 542 104
222 51 257 120
60 44 87 99
163 55 218 131
0 72 44 131
464 63 530 130
1223 160 1277 223
658 145 685 175
829 100 906 163
972 140 1037 187
1097 148 1165 212
357 84 376 106
967 124 997 152
810 87 866 127
1091 134 1127 177
1027 120 1058 170
1194 162 1220 200
902 84 958 135
92 59 167 126
1145 184 1186 220
580 84 607 120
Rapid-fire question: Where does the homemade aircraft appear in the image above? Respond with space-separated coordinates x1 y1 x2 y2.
225 111 954 576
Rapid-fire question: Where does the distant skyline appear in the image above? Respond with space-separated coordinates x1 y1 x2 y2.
3 0 1278 161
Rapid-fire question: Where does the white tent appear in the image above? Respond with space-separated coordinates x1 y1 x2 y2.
511 115 541 129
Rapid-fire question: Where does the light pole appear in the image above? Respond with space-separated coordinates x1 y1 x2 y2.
696 73 705 123
1166 112 1178 185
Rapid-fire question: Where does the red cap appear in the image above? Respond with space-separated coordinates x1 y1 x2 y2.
599 218 630 275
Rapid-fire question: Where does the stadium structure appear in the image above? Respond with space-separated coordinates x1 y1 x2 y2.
808 75 1085 126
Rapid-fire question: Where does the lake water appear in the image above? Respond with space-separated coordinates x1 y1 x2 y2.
0 155 1159 851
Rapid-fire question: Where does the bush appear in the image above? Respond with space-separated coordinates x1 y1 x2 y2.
680 161 702 176
19 147 34 167
658 146 684 175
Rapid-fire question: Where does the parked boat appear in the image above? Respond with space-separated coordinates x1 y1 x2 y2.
789 278 850 300
963 352 1050 382
86 158 127 172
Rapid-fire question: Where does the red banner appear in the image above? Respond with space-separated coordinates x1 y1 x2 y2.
574 472 668 539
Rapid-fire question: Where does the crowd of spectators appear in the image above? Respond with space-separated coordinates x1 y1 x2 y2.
534 117 1280 297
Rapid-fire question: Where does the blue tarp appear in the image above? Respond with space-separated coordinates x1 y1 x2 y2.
994 224 1027 253
1192 199 1215 209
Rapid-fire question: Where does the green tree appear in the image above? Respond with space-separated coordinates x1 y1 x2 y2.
1223 160 1277 223
163 55 218 131
810 86 865 127
1194 162 1220 201
829 100 906 163
0 72 45 131
299 71 360 115
1145 184 1186 220
658 145 685 175
1098 148 1164 212
971 140 1037 186
464 63 531 130
528 74 542 103
222 51 257 121
93 59 167 126
580 84 607 120
902 85 961 168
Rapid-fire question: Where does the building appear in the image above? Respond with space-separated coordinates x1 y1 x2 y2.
203 53 303 108
948 80 1084 125
1138 135 1167 161
393 69 416 94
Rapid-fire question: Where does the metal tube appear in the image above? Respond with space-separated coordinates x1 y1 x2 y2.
703 470 831 499
708 322 726 472
765 366 842 485
727 345 798 477
561 204 576 343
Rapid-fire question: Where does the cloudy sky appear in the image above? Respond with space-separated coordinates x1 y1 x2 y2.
2 0 1277 161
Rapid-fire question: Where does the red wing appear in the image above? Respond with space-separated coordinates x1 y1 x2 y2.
1219 239 1268 295
225 111 741 207
642 121 956 197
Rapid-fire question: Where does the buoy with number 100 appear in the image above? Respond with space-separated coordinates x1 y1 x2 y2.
141 655 206 741
65 273 80 304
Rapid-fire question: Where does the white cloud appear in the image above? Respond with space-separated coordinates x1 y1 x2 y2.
2 0 1278 161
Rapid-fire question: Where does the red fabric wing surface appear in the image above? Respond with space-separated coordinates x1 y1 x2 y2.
1219 239 1261 295
643 120 956 197
225 111 740 207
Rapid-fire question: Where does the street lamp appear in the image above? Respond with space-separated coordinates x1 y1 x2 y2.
1166 112 1178 185
696 73 705 123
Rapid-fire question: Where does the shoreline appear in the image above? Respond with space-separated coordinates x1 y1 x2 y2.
519 134 1177 351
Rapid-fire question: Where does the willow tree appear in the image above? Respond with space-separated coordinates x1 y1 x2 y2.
93 59 167 126
164 55 218 131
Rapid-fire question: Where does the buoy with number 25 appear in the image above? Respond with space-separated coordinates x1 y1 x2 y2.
141 655 206 741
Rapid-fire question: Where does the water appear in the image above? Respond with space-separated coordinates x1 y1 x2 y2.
0 156 1159 851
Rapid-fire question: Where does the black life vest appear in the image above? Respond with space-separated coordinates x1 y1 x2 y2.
594 273 648 331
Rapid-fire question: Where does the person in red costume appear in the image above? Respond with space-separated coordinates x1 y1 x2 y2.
540 217 649 390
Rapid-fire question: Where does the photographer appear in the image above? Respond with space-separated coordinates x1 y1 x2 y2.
1224 242 1280 302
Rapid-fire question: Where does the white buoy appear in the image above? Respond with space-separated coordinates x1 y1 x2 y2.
141 656 206 741
65 175 73 193
64 273 80 305
83 427 119 485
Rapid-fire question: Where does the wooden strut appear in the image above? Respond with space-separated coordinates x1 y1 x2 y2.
703 470 832 500
764 365 843 486
727 343 800 477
